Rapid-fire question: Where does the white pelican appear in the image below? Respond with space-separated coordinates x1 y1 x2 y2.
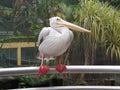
38 16 90 75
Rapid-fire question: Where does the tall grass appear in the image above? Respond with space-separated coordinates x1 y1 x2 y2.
72 0 120 64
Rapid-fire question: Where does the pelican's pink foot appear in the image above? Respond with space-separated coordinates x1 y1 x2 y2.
38 64 50 75
55 64 67 73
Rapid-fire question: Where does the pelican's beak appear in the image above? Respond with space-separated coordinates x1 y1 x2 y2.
56 20 91 33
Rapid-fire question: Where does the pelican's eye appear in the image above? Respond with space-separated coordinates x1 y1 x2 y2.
56 18 61 21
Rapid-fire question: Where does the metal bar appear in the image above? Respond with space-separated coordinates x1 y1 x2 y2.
9 86 120 90
1 65 120 76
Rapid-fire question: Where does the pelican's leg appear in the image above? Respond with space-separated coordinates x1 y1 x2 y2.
55 56 67 73
38 54 50 75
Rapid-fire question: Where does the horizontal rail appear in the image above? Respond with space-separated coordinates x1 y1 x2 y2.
0 42 38 48
9 86 120 90
1 65 120 76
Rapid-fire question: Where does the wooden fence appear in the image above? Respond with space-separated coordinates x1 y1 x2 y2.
0 42 37 66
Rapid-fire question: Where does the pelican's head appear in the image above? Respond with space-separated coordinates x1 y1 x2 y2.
49 16 91 32
49 17 63 29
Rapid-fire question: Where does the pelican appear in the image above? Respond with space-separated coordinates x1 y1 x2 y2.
38 16 90 75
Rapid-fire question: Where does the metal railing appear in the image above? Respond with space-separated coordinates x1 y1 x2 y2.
1 65 120 76
1 65 120 90
9 86 120 90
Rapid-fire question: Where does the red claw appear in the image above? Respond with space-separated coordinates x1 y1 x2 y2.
55 64 67 73
38 64 50 75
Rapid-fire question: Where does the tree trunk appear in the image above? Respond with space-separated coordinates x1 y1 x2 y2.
76 48 90 84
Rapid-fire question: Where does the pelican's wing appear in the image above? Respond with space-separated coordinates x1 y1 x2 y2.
38 27 59 59
38 27 51 45
38 27 60 45
69 30 74 43
39 35 64 56
39 30 73 57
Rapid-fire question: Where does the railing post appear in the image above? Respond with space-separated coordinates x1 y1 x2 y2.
17 47 21 66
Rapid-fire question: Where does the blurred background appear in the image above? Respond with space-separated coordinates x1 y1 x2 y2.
0 0 119 89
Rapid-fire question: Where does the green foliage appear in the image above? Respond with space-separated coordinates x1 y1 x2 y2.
100 0 120 8
106 21 120 59
17 74 57 88
0 0 119 63
0 5 13 17
0 36 36 42
71 0 120 63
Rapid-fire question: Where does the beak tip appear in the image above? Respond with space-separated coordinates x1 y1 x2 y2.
84 30 91 33
87 29 91 32
88 31 91 33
